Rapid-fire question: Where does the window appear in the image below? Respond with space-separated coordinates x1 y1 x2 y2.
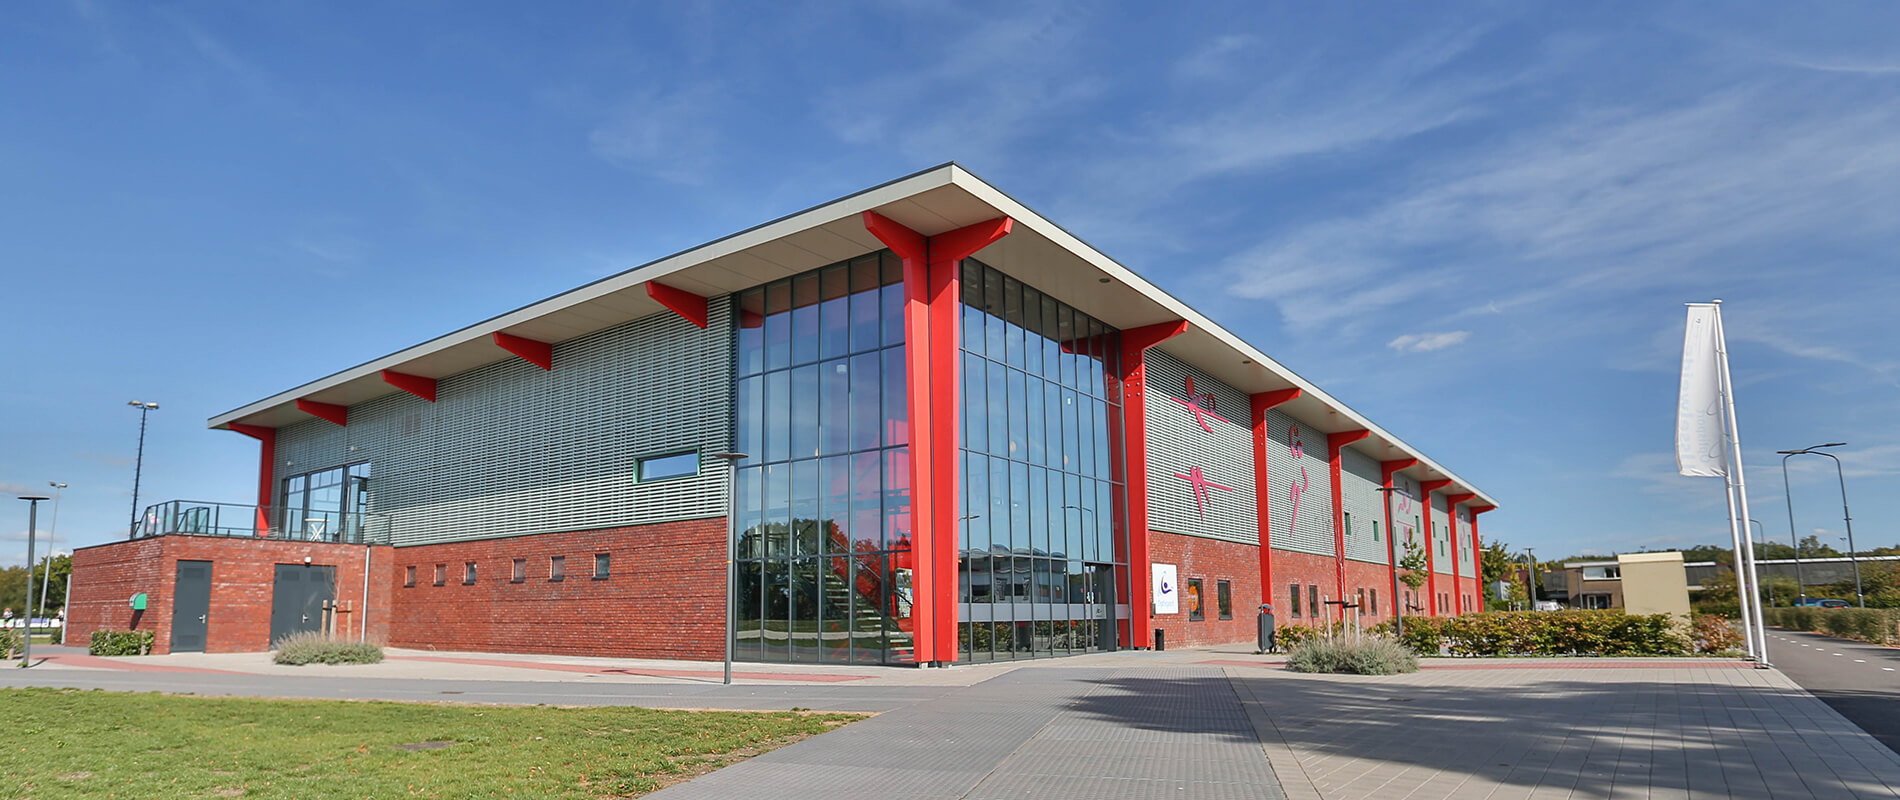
277 461 373 542
1308 585 1320 618
1369 588 1378 615
594 553 611 580
549 555 565 582
464 562 477 585
1372 521 1380 542
1289 583 1301 618
1187 578 1204 621
433 564 446 587
512 558 526 583
404 566 416 587
1344 512 1352 537
638 451 699 482
1357 588 1366 612
1217 580 1232 620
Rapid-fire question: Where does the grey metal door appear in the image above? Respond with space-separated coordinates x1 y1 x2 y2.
170 560 212 653
269 564 336 647
1086 563 1118 651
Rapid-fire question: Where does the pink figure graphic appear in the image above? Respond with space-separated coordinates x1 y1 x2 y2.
1174 465 1236 518
1172 376 1232 433
1288 424 1311 525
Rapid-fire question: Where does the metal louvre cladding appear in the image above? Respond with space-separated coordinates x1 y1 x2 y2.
1457 507 1476 577
269 299 735 547
1339 449 1388 564
1388 474 1425 559
1432 493 1456 575
1143 351 1256 545
1264 408 1334 556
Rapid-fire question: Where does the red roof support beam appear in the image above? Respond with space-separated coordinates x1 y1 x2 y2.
380 370 438 402
645 281 710 329
863 210 1013 665
1379 458 1419 618
1418 478 1453 616
295 399 348 427
227 423 276 535
1118 320 1190 648
1326 429 1372 621
1249 388 1302 609
493 331 553 370
1445 492 1477 613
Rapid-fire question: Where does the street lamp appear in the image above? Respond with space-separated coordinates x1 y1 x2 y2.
38 483 66 632
126 401 160 537
17 495 50 667
1778 443 1859 608
1376 486 1405 636
708 451 748 686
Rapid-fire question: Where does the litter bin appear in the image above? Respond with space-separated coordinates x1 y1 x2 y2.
1154 628 1166 651
1257 606 1277 653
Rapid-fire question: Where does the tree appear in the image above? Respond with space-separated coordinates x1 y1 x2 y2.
1397 539 1430 593
1480 541 1517 611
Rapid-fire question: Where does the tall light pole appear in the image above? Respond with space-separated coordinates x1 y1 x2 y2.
1524 547 1539 611
38 483 66 629
1376 486 1404 636
1779 452 1809 604
17 495 49 667
709 452 747 686
1778 443 1859 607
126 401 160 536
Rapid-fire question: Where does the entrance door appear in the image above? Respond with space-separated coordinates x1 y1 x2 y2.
1086 563 1118 651
269 564 336 647
170 560 212 653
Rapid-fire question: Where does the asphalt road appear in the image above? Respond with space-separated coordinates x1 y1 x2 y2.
1766 628 1900 755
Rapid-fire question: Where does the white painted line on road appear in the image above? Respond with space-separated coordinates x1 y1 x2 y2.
1886 668 1895 672
1855 659 1865 663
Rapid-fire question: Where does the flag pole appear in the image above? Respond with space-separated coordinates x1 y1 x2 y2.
1712 302 1770 665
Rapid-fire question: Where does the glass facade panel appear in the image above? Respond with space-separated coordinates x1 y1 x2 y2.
957 259 1125 661
732 252 914 665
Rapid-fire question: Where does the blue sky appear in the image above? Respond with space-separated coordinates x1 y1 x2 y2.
4 1 1896 565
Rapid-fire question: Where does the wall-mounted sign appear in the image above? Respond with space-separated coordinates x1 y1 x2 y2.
1153 564 1178 614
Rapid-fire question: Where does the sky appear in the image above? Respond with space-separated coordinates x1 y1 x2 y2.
3 1 1897 566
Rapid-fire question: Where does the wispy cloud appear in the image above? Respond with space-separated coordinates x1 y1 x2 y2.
588 81 730 184
1389 331 1470 353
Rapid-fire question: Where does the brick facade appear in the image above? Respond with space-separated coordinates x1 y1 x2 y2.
1149 532 1261 649
68 537 390 655
386 518 725 660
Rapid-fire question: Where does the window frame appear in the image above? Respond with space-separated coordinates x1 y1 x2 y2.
433 564 446 587
1289 583 1301 618
549 555 565 582
464 562 477 585
593 552 611 580
404 565 416 588
636 450 701 483
1216 580 1232 620
511 558 526 584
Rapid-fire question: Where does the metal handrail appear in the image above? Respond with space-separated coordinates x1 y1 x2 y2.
133 500 392 545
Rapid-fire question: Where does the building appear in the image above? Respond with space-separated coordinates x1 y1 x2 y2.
1551 553 1690 616
67 165 1498 665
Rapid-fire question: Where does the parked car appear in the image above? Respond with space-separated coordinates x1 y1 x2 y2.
1794 598 1850 608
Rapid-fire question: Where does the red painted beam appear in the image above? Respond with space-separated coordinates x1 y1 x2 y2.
1249 388 1302 608
1468 504 1495 610
864 210 1013 664
227 424 276 532
645 282 710 329
493 331 552 370
295 399 348 427
1378 458 1419 618
1418 479 1453 616
1119 321 1189 648
381 370 438 402
1324 430 1370 621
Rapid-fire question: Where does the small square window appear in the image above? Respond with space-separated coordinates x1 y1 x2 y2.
1288 583 1301 618
433 564 446 587
464 562 477 585
404 566 416 588
594 553 611 580
549 555 565 582
1216 580 1232 620
1186 578 1204 621
638 451 699 482
1308 585 1319 618
512 558 526 583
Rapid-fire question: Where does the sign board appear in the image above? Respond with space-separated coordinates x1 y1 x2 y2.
1152 564 1179 615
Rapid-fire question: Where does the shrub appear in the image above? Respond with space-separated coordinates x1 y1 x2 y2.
1286 634 1419 675
0 629 20 659
89 630 155 656
1273 621 1348 651
272 631 384 665
1370 616 1445 655
1432 611 1689 657
1689 615 1742 654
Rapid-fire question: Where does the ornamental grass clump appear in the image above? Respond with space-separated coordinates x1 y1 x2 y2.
273 631 385 665
1286 633 1419 675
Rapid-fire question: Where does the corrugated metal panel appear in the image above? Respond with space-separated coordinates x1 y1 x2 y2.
1457 507 1476 577
271 299 734 546
1264 408 1333 557
1388 474 1424 555
1431 493 1455 575
1143 351 1256 545
1339 449 1387 565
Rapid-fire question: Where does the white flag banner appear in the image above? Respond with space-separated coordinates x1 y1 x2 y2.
1676 304 1727 477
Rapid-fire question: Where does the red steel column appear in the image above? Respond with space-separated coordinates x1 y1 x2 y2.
1380 458 1419 618
864 211 1012 664
1250 389 1301 609
1446 492 1476 612
227 423 275 535
1469 503 1496 608
1118 321 1189 648
1418 478 1452 615
1326 430 1370 621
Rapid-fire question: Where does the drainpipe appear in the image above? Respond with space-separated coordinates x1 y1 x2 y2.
361 546 371 642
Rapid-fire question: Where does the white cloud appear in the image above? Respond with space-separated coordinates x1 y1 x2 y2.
1388 331 1470 353
588 82 730 184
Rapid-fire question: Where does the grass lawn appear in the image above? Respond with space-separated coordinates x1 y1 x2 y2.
2 688 858 798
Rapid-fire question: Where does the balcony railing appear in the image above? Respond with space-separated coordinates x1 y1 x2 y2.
133 500 392 545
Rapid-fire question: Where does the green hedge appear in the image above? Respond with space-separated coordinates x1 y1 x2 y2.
89 630 155 657
1367 611 1736 657
272 631 385 665
1762 606 1900 645
0 629 20 659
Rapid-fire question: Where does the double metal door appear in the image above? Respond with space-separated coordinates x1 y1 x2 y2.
269 564 336 646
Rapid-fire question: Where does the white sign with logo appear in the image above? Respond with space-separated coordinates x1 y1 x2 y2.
1152 563 1179 615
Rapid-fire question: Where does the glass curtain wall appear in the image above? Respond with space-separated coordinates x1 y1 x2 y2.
957 259 1124 661
730 251 915 664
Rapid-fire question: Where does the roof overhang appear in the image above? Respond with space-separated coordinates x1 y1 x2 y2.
209 163 1497 508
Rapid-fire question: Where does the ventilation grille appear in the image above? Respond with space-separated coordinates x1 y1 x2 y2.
271 298 734 546
1142 351 1257 545
1264 408 1334 557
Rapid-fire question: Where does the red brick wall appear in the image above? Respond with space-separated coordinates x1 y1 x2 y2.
1270 549 1339 627
1149 532 1261 649
68 537 391 654
385 519 725 660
